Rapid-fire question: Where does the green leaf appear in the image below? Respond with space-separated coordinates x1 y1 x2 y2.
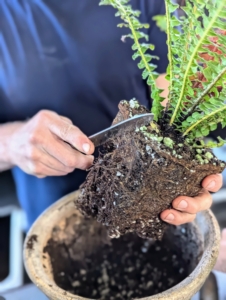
100 0 226 144
102 0 164 121
168 0 226 130
153 15 167 32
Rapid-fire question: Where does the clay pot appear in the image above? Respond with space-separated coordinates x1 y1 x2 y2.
24 191 220 300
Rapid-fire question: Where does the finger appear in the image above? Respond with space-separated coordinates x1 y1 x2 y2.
202 173 223 192
25 161 69 177
172 188 212 214
160 209 196 225
49 117 94 155
38 162 70 176
24 141 76 174
36 152 75 174
44 137 94 170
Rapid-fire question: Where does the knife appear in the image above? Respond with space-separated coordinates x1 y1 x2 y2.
89 113 154 147
65 113 154 151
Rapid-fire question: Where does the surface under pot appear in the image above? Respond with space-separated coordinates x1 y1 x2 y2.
24 191 220 300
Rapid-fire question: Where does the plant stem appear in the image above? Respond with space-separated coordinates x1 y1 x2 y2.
165 0 173 86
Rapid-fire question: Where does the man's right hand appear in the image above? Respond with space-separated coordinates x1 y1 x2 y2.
5 110 94 177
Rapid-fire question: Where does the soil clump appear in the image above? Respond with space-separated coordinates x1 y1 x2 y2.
77 100 225 239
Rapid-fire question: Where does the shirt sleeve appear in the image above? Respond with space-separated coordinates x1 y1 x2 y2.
147 1 168 74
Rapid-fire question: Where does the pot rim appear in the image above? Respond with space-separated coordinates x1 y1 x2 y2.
24 190 220 300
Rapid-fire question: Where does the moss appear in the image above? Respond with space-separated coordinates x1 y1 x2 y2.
204 152 213 160
140 126 147 132
196 149 202 154
163 137 174 149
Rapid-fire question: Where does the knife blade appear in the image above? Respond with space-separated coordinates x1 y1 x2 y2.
89 113 154 147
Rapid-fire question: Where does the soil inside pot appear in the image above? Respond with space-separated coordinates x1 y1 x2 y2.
44 212 203 300
77 100 225 240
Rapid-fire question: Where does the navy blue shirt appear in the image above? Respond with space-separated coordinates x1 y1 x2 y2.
0 0 168 228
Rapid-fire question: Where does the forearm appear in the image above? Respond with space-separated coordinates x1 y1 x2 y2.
0 122 22 172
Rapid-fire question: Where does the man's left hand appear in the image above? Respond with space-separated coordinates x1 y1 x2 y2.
160 174 223 225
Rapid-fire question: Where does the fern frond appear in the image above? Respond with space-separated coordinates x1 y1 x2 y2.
100 0 164 121
185 67 226 117
193 137 226 149
165 0 173 90
183 106 226 138
169 0 226 125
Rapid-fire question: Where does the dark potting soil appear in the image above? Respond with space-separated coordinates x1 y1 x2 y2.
77 100 225 240
44 213 203 300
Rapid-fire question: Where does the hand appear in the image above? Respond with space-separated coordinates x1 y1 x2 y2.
7 110 94 178
214 229 226 273
160 174 223 225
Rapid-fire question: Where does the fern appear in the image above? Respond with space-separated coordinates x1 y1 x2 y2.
169 0 226 128
100 0 226 149
183 106 226 138
193 137 226 149
99 0 164 121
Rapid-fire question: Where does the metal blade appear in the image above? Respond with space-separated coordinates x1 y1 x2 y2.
89 113 154 147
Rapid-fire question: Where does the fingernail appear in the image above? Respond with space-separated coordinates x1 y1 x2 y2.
206 181 215 190
82 143 90 154
177 200 188 209
165 213 175 222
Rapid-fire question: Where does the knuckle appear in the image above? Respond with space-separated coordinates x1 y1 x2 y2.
65 157 77 168
79 157 93 170
36 110 51 121
28 131 40 144
189 203 198 214
199 192 212 210
34 110 54 127
60 123 73 140
206 197 212 209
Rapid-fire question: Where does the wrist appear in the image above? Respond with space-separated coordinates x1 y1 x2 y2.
0 122 24 166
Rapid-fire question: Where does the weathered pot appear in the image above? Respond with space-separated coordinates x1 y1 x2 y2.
24 191 220 300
